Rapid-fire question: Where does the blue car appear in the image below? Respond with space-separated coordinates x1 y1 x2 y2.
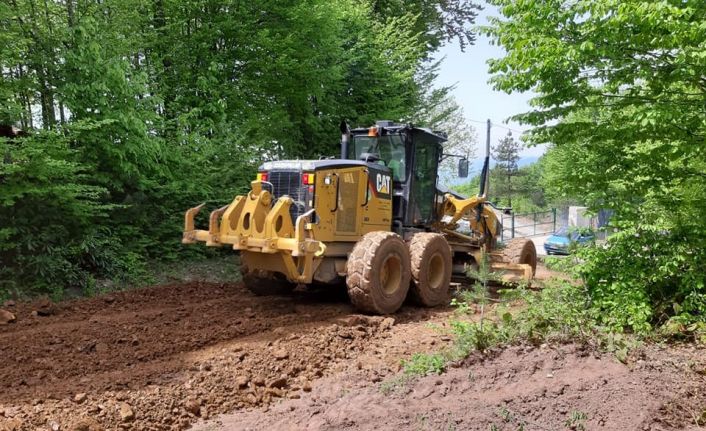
544 227 595 255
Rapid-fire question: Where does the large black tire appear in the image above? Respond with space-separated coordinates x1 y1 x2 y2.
346 232 411 314
408 233 452 307
241 268 296 296
501 238 537 275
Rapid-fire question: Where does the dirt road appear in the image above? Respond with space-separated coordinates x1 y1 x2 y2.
1 276 704 431
0 282 454 430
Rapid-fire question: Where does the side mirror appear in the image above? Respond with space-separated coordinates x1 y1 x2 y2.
458 158 469 178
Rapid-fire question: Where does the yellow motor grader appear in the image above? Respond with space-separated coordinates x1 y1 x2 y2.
183 121 536 314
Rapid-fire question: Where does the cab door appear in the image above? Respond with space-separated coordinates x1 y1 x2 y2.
409 137 440 225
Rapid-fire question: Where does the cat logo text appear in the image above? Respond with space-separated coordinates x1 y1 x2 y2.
376 173 391 195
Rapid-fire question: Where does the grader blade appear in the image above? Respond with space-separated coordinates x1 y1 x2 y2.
489 261 534 285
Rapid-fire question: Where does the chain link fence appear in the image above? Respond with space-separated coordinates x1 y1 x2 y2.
500 209 563 242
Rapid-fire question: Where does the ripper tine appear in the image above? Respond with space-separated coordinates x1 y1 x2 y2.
208 205 229 238
184 203 205 233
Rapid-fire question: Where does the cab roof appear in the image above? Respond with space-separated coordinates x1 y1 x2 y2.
350 121 447 143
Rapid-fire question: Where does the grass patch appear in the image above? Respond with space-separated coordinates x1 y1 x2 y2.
565 410 588 431
379 374 414 395
381 352 447 395
402 352 447 376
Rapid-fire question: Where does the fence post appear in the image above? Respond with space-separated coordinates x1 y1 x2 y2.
501 215 505 242
533 212 536 235
552 208 557 233
511 213 515 239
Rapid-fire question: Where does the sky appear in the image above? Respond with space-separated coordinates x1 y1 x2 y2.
433 3 547 160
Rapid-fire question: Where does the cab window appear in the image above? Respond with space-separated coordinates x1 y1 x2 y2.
349 135 407 182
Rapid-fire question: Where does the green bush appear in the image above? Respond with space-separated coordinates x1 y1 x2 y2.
506 283 596 345
0 131 106 299
449 317 508 354
446 277 645 362
577 226 706 334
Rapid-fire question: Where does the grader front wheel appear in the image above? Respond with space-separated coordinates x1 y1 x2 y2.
501 238 537 276
408 233 452 307
346 232 411 314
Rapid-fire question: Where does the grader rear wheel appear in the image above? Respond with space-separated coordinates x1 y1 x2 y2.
346 231 411 314
408 233 452 307
501 238 537 275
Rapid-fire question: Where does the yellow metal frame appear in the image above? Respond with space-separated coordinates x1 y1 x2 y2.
440 193 533 283
183 181 326 283
440 194 498 238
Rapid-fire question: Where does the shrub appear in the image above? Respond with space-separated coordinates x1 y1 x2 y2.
0 130 106 299
577 226 706 334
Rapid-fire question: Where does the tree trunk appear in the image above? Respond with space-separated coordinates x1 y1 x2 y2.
66 0 74 27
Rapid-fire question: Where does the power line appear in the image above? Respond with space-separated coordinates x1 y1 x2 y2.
466 118 528 135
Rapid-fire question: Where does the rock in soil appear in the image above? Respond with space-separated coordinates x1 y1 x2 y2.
33 296 56 316
267 377 288 389
1 418 23 431
0 309 16 325
273 349 289 360
184 399 201 416
118 403 134 422
69 418 103 431
236 375 250 388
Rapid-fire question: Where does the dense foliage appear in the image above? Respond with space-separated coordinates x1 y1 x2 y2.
0 0 479 298
486 0 706 329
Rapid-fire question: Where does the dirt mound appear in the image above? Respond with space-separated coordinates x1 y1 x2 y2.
194 343 706 431
0 281 451 430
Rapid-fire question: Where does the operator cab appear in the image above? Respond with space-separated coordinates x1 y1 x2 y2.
345 121 446 229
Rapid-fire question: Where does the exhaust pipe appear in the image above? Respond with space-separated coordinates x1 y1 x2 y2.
340 120 350 159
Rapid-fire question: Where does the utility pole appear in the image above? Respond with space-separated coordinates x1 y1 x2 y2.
478 119 491 197
486 119 491 157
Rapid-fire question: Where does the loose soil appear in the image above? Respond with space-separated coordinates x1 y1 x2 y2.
0 268 704 431
196 344 706 431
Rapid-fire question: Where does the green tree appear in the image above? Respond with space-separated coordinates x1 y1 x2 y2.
0 0 482 298
0 129 106 297
485 0 706 330
371 0 482 51
492 131 522 207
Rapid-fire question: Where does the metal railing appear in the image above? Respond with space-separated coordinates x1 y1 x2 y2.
500 208 557 242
